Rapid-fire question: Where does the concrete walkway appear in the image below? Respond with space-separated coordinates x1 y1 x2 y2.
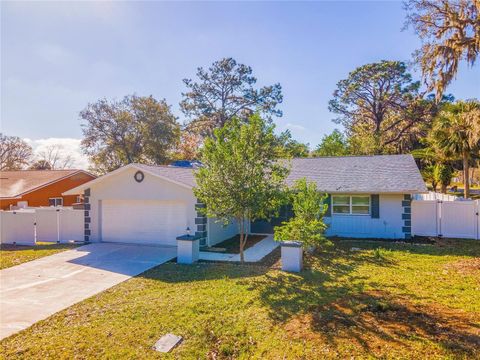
0 243 176 340
199 234 278 262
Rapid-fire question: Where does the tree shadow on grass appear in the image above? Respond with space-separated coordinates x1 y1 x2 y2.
296 291 480 358
139 261 272 283
251 245 480 358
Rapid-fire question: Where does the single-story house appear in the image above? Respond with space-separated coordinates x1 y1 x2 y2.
0 170 96 210
63 154 427 246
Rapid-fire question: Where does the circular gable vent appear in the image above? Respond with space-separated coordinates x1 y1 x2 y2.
134 170 145 183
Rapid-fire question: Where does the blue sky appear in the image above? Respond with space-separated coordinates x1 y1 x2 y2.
1 1 479 168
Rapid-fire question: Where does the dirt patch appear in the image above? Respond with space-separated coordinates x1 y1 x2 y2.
445 258 480 277
283 291 480 358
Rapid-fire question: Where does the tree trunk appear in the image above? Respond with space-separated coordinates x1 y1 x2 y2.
463 151 470 199
440 183 447 194
239 218 245 262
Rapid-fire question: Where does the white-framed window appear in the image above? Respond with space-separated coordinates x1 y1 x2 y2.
332 195 370 215
49 197 63 207
76 195 82 203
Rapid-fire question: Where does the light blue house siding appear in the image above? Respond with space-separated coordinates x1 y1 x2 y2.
324 194 405 239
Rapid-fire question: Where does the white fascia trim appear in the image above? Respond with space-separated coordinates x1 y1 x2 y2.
62 164 193 196
62 165 134 195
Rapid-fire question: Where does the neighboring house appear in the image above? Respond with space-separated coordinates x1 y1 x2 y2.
63 155 426 246
0 170 96 210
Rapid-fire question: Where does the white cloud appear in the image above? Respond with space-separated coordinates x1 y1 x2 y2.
284 123 306 131
25 138 90 170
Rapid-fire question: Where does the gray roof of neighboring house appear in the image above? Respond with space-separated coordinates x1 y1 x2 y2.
139 154 426 194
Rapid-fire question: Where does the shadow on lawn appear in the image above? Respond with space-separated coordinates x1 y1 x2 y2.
251 244 480 357
296 290 480 357
139 261 271 283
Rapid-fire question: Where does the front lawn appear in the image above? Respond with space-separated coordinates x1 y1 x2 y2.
0 243 79 270
1 238 479 359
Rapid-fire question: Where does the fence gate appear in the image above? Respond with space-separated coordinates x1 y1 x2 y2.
412 200 480 240
0 211 36 245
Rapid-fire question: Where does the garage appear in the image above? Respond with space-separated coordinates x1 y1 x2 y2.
101 199 187 246
63 164 199 245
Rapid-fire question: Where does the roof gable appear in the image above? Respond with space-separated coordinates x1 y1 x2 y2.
0 170 94 198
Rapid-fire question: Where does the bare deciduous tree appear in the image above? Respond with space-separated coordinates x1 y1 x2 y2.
0 133 33 170
36 144 74 169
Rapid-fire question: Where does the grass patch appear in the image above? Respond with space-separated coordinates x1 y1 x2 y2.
202 234 266 254
0 243 79 270
1 238 479 359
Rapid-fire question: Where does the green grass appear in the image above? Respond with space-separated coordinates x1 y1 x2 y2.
0 243 79 270
1 238 479 359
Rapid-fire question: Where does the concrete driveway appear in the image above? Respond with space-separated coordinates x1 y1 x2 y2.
0 243 176 340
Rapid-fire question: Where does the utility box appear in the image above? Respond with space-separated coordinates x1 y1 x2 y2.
280 241 303 272
176 234 201 264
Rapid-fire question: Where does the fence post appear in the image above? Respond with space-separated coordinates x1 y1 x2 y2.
56 209 61 243
475 200 480 240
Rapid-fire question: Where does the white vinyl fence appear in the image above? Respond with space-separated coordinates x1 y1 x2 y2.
0 208 84 245
0 211 36 245
413 191 458 201
412 199 480 240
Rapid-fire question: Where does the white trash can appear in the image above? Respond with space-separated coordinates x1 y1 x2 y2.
280 241 303 272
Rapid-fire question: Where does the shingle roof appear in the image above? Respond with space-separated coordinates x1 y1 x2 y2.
285 155 426 193
135 164 196 188
136 154 426 194
0 170 88 198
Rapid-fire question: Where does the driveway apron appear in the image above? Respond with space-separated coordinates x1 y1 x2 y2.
0 243 176 340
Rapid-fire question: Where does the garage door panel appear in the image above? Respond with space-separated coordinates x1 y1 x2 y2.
102 200 187 246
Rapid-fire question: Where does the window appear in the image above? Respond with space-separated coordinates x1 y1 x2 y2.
49 197 63 207
76 195 82 203
332 195 370 215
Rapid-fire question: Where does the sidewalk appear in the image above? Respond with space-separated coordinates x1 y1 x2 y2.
199 234 278 262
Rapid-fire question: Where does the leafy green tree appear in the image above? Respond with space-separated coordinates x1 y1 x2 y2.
274 178 329 249
80 95 180 174
312 129 349 157
430 100 480 198
328 61 435 154
0 134 32 170
404 0 479 101
276 130 310 158
420 164 438 192
434 163 454 194
181 58 283 137
194 115 289 262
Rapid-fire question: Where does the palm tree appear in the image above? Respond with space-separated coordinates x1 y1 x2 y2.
431 100 480 198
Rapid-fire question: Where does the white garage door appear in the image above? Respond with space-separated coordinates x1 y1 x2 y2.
101 199 187 246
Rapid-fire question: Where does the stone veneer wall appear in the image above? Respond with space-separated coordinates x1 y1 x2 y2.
83 188 91 242
401 194 412 239
195 201 207 246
